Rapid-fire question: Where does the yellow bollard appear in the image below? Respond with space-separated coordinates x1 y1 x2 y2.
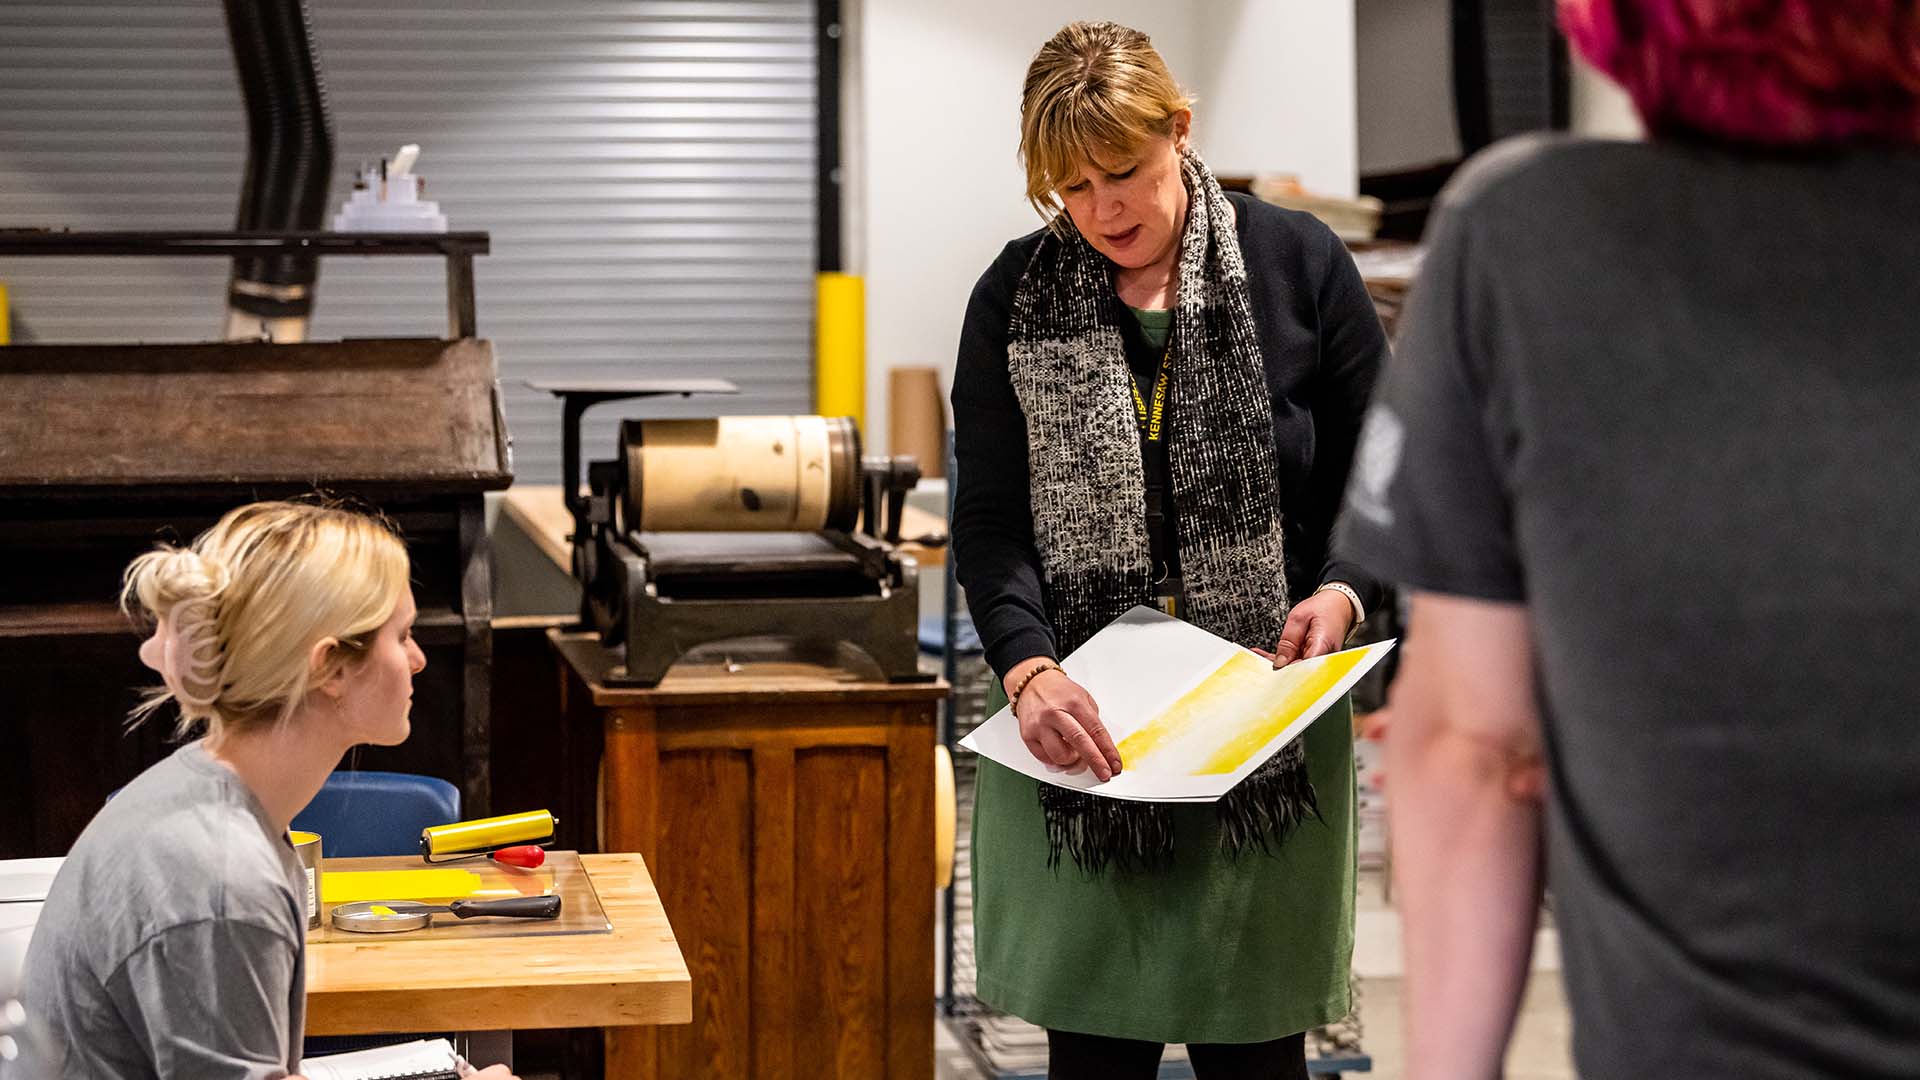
815 272 864 429
0 282 10 345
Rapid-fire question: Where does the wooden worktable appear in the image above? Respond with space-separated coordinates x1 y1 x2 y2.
305 852 691 1036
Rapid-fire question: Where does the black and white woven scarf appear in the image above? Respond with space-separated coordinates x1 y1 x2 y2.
1008 151 1317 873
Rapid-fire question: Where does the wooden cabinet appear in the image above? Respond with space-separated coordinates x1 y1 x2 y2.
0 336 511 856
552 631 945 1079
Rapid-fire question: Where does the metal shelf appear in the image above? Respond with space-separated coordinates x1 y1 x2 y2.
0 229 490 339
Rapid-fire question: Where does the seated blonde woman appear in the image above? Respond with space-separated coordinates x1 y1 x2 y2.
20 502 512 1079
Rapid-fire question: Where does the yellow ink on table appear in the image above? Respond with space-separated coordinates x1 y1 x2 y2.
322 869 482 904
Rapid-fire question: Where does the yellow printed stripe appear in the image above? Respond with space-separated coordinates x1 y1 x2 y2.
1116 653 1245 764
1193 650 1366 774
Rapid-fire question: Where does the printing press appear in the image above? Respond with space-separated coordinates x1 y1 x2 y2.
541 382 934 686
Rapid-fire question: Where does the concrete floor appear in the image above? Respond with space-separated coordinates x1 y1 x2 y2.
936 869 1577 1080
523 869 1577 1079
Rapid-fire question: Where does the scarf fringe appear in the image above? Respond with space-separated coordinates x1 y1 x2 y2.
1216 750 1322 860
1040 787 1175 874
1041 749 1321 874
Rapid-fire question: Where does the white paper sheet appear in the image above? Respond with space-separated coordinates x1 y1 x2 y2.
302 1037 462 1080
961 607 1394 802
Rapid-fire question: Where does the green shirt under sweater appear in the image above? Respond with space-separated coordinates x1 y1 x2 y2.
1128 304 1173 351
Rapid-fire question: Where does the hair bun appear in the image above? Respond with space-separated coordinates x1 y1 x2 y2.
151 548 231 604
127 548 232 711
157 550 229 709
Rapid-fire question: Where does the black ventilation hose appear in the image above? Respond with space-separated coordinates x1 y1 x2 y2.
224 0 333 323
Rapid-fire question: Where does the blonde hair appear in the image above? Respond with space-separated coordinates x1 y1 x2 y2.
120 500 410 739
1019 21 1195 222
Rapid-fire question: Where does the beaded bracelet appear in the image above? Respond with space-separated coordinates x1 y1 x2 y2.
1008 661 1062 716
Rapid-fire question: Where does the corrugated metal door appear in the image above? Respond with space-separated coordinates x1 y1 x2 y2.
0 0 817 483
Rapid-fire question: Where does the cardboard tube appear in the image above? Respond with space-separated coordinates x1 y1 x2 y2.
887 366 945 477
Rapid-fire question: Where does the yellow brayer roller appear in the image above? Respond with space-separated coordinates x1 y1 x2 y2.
420 809 557 867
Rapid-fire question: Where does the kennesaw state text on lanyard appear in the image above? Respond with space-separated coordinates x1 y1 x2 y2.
1131 355 1171 442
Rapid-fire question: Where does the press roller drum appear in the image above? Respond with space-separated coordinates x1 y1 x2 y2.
618 415 861 533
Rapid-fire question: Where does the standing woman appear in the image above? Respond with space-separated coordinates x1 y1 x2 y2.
950 21 1390 1079
20 502 512 1080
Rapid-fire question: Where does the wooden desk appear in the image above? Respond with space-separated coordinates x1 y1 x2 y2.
305 853 691 1035
554 630 946 1080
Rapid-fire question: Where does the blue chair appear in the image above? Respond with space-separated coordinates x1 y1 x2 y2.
291 771 459 857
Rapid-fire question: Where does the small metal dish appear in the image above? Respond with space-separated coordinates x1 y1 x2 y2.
330 900 432 934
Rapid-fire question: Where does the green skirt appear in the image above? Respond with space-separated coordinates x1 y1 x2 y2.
970 686 1356 1044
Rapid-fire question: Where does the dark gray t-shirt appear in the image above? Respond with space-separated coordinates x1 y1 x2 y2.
22 740 307 1079
1338 135 1920 1078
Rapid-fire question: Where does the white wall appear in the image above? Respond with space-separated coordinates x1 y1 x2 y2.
1194 0 1357 198
859 0 1358 453
1355 0 1459 173
1570 54 1642 139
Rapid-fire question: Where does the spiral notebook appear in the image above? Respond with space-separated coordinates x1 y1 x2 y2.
301 1038 462 1080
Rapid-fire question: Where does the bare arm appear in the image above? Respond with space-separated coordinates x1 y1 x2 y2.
1389 592 1547 1080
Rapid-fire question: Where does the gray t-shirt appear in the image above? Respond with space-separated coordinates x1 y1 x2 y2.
1338 135 1920 1078
21 740 307 1079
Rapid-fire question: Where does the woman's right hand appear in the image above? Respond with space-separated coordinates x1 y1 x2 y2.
1006 659 1123 781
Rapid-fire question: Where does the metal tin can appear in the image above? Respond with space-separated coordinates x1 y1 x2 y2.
288 830 322 931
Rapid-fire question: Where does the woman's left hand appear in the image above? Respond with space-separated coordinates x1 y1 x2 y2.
1257 589 1355 669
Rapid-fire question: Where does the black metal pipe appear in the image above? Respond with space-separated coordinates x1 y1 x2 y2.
223 0 333 333
816 0 841 273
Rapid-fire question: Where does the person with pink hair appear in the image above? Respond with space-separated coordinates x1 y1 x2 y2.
1336 3 1920 1078
1560 0 1920 145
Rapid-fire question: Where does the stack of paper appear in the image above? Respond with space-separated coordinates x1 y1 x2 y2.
302 1038 463 1080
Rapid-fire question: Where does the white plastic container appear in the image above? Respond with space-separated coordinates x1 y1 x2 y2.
332 144 448 232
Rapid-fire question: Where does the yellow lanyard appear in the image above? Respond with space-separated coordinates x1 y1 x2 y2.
1129 352 1171 443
